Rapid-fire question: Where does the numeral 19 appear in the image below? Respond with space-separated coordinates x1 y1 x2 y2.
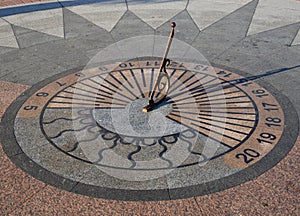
257 132 276 145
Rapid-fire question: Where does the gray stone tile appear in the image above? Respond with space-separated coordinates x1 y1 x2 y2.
215 23 300 75
266 45 300 69
0 19 19 48
259 63 300 119
64 9 114 58
111 10 154 42
4 7 64 38
127 0 188 29
156 10 199 45
214 49 276 76
187 0 254 31
247 22 300 46
0 48 64 85
1 61 65 85
26 39 90 70
0 46 17 55
12 25 61 48
59 0 127 32
63 8 111 38
192 0 259 62
247 0 300 36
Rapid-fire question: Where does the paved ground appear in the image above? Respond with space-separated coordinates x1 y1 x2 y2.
0 0 299 215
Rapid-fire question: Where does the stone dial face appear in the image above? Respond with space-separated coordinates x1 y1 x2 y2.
4 59 293 200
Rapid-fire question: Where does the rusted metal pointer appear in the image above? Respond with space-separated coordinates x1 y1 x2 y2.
142 22 176 113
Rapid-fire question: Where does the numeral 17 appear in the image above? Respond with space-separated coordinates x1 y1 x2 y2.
262 102 279 112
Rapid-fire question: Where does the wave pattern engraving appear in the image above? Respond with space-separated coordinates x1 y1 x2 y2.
42 107 226 170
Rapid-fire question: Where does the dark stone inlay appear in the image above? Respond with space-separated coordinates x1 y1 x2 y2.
26 39 90 70
111 10 154 42
0 46 18 55
12 24 61 48
156 10 200 45
192 0 259 61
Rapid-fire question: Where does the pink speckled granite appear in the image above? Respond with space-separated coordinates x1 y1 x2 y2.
0 81 29 121
0 81 299 215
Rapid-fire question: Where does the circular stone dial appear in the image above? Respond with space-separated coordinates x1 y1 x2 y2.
11 60 286 199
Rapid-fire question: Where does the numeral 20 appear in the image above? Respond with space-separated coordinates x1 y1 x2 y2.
236 148 260 164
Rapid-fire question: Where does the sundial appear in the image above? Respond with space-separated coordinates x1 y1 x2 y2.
1 22 298 201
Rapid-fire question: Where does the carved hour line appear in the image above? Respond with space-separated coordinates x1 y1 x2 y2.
171 110 256 122
170 109 254 128
197 94 248 102
173 94 250 105
169 68 177 79
185 76 218 93
108 73 139 99
167 70 189 94
168 76 219 99
195 90 242 100
88 77 136 102
50 96 127 106
193 86 224 98
168 73 197 94
118 70 134 89
196 116 254 128
129 69 145 98
188 106 255 111
190 79 241 98
49 101 102 106
198 101 252 106
173 100 252 108
196 106 254 110
190 122 243 143
62 90 106 101
170 91 246 104
53 95 108 104
69 85 130 104
200 81 248 97
168 112 250 136
77 81 134 103
79 81 112 95
166 115 237 149
97 75 120 90
190 77 220 94
89 77 118 93
198 110 256 115
148 68 155 97
94 107 125 110
178 74 208 92
141 68 146 88
173 106 256 115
